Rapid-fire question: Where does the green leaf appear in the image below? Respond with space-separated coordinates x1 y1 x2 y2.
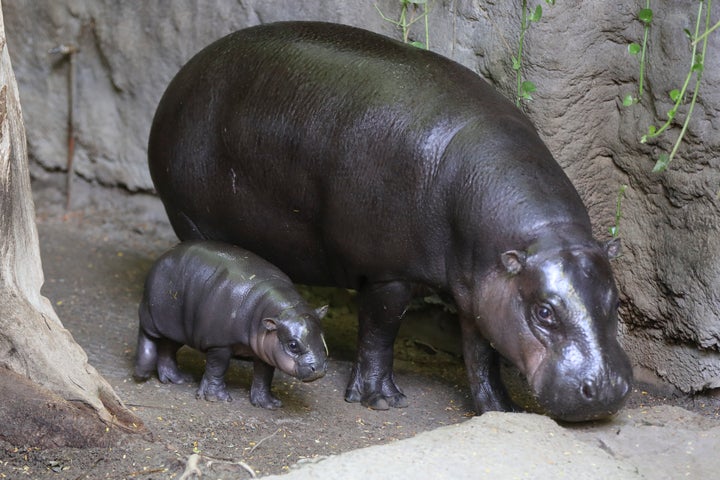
529 5 543 22
609 226 618 237
669 89 681 102
684 28 692 39
520 80 536 101
640 135 648 144
648 125 657 135
409 41 426 49
545 0 556 4
622 94 635 106
667 107 677 119
691 61 704 73
628 43 642 55
652 153 670 173
512 55 521 70
521 80 537 94
638 8 653 24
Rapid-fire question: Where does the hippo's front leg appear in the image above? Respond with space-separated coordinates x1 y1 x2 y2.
459 315 519 414
250 360 282 409
197 346 233 402
345 281 413 410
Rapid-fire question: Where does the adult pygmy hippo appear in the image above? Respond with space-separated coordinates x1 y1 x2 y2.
148 22 633 421
134 241 328 409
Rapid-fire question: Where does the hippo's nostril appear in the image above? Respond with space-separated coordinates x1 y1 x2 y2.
616 375 631 397
581 379 597 400
310 365 316 372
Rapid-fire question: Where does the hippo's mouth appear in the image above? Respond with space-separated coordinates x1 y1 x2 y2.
300 371 326 382
296 364 327 383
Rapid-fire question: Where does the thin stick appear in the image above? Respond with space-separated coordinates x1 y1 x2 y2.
248 427 281 454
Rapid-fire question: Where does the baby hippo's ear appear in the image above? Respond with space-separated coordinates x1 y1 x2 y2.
315 305 329 319
263 318 278 332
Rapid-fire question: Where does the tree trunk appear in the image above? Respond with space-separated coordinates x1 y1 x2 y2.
0 2 146 447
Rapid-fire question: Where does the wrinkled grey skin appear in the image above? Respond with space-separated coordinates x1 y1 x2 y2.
134 241 328 409
148 22 632 421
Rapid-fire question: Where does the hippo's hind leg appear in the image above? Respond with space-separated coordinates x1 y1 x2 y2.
250 360 282 409
196 347 233 402
134 327 158 381
156 339 194 384
345 281 412 410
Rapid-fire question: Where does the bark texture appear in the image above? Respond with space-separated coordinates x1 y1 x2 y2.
0 1 146 447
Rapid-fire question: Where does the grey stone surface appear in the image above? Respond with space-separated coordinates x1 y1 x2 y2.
4 0 720 393
259 407 720 480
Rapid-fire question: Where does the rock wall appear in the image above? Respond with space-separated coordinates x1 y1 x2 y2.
3 0 719 394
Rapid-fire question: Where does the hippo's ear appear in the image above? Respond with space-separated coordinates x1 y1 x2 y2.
603 238 622 260
501 250 526 275
315 305 329 319
262 318 278 332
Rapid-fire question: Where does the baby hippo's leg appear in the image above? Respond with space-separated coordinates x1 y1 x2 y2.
156 339 194 384
250 360 282 409
197 347 233 402
134 328 158 381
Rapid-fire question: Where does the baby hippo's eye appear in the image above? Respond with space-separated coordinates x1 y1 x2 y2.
286 339 302 354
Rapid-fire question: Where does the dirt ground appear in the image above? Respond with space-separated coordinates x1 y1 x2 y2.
2 178 719 479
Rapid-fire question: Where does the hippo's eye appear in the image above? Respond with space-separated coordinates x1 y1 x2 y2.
286 339 302 354
534 304 556 328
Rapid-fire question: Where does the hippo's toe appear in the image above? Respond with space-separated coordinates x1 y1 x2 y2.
196 375 232 402
249 389 283 409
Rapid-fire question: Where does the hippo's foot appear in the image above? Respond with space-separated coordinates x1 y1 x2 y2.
157 360 194 384
196 375 232 402
249 387 283 410
344 364 408 410
250 359 281 409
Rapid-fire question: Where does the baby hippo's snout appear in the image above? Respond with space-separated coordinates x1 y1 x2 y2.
294 331 329 382
296 356 328 382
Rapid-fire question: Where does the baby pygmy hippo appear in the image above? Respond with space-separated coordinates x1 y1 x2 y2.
134 241 328 409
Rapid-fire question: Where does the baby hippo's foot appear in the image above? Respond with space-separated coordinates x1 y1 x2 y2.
157 358 194 384
250 360 281 409
196 375 232 402
250 385 282 410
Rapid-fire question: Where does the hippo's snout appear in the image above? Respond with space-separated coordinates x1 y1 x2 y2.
569 370 632 421
536 362 633 422
579 372 631 405
296 358 328 382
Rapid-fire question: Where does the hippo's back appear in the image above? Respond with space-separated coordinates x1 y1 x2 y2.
149 21 589 289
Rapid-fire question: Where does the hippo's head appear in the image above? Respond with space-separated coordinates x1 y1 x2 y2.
489 238 632 422
257 305 329 382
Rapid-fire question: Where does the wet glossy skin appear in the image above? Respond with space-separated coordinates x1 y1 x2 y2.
134 241 328 409
148 21 632 420
486 241 631 421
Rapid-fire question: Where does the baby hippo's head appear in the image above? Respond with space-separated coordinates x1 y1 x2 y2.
260 305 328 382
